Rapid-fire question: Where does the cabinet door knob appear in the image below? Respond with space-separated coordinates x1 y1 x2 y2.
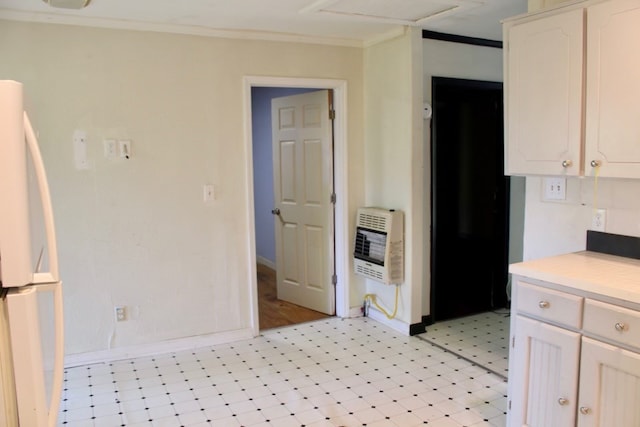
558 397 569 406
539 300 550 309
271 208 281 216
590 160 601 167
615 322 626 332
562 160 573 168
580 406 592 415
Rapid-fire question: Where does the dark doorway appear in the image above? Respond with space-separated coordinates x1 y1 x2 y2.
430 77 509 322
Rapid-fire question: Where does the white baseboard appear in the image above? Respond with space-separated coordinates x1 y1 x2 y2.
64 327 255 368
366 306 410 336
348 305 364 318
256 256 276 270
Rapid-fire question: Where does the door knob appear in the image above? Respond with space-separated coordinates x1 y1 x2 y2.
271 208 281 215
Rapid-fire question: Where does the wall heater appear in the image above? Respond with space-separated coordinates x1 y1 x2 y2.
353 207 404 285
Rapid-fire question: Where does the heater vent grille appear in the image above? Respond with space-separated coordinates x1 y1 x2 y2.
353 208 403 285
357 211 388 232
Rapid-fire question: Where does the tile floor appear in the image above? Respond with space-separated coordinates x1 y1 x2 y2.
418 311 510 379
58 317 507 427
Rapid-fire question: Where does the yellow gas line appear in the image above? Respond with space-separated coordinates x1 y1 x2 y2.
364 284 400 320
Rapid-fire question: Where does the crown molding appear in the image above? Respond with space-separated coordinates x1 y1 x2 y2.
362 26 407 48
0 9 365 48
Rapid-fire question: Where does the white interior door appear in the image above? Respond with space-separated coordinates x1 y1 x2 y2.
271 90 334 315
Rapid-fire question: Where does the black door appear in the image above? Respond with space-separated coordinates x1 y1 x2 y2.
430 77 509 322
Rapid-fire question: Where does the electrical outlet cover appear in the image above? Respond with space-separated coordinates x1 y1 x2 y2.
592 209 606 232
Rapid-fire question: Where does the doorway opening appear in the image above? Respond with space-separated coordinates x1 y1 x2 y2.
430 77 510 322
244 77 349 335
251 87 332 330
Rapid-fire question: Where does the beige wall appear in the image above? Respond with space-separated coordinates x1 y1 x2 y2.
363 28 424 328
0 20 364 356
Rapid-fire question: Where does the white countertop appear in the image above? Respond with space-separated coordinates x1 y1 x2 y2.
510 251 640 305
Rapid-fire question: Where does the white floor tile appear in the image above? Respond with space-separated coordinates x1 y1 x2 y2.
57 317 507 427
419 311 510 378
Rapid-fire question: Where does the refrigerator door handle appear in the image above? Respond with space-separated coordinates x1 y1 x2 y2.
24 112 59 284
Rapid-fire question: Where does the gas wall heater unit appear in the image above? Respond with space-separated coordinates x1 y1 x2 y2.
354 208 404 285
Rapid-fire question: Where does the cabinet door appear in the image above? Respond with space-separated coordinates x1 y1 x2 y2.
585 0 640 178
505 8 584 176
509 316 580 427
577 337 640 426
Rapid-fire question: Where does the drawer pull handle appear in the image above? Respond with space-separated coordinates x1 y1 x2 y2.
558 397 569 406
615 322 626 332
590 160 601 168
538 301 550 309
580 406 592 415
562 160 573 168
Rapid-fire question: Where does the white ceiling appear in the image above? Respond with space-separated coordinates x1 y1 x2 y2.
0 0 527 46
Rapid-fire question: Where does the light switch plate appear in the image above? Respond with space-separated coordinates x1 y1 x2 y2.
118 140 131 159
73 130 89 169
203 184 215 202
103 139 117 159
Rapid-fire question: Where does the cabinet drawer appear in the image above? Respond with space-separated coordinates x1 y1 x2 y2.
583 299 640 350
516 281 583 328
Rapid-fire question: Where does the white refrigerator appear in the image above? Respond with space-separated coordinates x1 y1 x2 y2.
0 81 65 427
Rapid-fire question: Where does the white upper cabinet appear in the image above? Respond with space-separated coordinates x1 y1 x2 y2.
505 8 584 176
505 0 640 178
585 0 640 178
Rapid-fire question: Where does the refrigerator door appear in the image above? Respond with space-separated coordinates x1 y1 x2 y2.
6 283 64 427
0 80 59 288
0 81 32 287
0 294 18 427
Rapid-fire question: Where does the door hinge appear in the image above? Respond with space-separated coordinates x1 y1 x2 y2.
330 193 336 204
329 109 336 120
511 336 515 348
332 274 337 286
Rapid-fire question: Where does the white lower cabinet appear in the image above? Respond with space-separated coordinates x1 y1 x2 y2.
510 316 581 426
578 337 640 426
508 280 640 426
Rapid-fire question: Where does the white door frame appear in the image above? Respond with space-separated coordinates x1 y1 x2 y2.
243 76 349 335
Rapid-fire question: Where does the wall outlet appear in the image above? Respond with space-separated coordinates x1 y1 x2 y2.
592 209 606 232
543 177 566 201
115 306 126 322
